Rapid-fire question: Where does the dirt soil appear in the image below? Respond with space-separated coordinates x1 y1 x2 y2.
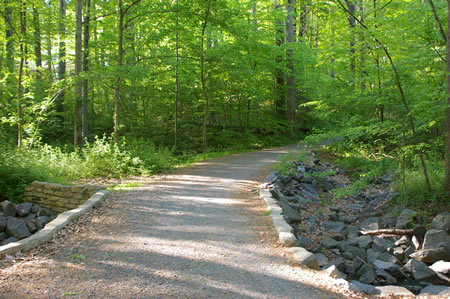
0 145 361 298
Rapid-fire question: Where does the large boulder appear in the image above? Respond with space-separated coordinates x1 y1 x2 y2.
422 229 450 250
410 243 450 264
16 202 33 217
430 260 450 275
0 201 16 217
37 207 55 218
5 217 31 240
430 211 450 232
359 217 379 231
373 260 406 279
323 221 346 233
286 247 319 270
404 259 436 281
374 285 414 297
277 198 302 225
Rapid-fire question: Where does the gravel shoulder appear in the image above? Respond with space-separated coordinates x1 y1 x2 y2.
0 145 353 298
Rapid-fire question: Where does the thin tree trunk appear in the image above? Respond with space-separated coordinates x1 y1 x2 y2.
82 0 91 142
74 0 83 146
445 0 450 195
201 0 212 150
174 0 179 149
344 0 356 75
17 0 26 149
57 0 66 122
32 6 43 100
114 0 125 144
286 0 296 134
274 0 285 119
4 0 14 73
427 0 446 44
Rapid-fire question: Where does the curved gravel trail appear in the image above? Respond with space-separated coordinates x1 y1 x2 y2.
0 145 347 298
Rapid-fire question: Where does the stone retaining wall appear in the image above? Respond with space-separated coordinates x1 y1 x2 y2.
23 181 103 213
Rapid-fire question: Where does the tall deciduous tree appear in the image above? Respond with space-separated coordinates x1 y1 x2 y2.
445 0 450 195
201 0 212 150
57 0 66 121
74 0 83 146
286 0 296 133
82 0 91 141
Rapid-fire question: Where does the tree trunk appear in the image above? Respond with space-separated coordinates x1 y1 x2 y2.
114 0 125 144
274 0 285 119
57 0 66 122
201 0 212 150
174 0 179 149
286 0 296 134
74 0 83 146
17 0 26 149
344 0 356 75
445 0 450 195
4 0 14 73
82 0 91 142
32 6 43 100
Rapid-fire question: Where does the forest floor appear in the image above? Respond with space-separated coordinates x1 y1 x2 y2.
0 144 360 298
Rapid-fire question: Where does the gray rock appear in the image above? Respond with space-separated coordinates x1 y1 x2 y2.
344 226 359 238
315 253 328 267
341 215 358 224
318 179 334 192
430 211 450 232
404 259 436 281
374 267 397 284
1 236 18 246
419 285 450 297
277 198 302 225
359 267 376 284
6 217 31 239
25 219 37 233
393 247 404 261
374 285 414 297
309 245 322 254
359 217 379 231
367 249 398 264
331 248 341 255
403 245 415 261
286 247 319 270
348 280 375 295
0 201 16 217
372 236 394 252
0 231 8 241
410 243 450 264
280 175 291 184
297 235 313 249
37 207 55 218
373 260 406 279
321 237 339 249
344 245 366 261
0 215 6 232
430 260 450 275
328 212 339 222
323 221 345 233
357 262 373 277
348 235 372 249
342 252 353 260
395 208 415 229
305 216 316 234
331 233 345 241
422 229 449 250
325 265 347 279
35 216 50 229
31 203 40 213
330 257 346 272
265 172 280 184
16 202 33 217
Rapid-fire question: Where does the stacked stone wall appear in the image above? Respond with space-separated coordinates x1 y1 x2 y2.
23 181 103 213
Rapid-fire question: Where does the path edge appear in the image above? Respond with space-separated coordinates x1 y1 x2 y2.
0 190 109 256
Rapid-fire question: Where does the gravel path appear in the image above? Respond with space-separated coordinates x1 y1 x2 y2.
0 145 349 298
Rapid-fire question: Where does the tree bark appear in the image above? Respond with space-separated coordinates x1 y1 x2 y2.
174 0 179 149
32 6 43 100
201 0 212 150
57 0 66 121
4 0 14 73
114 0 125 144
17 0 26 149
286 0 296 134
74 0 83 146
82 0 91 142
344 0 356 74
445 0 450 195
274 0 285 119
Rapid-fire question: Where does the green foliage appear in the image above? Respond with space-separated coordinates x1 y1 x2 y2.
274 151 309 175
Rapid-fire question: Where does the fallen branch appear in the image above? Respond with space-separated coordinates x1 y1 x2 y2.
359 228 414 236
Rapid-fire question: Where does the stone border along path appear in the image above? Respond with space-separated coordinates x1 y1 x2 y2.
0 190 109 256
0 144 358 298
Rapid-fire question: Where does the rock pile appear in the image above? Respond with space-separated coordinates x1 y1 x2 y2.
265 155 450 296
0 200 56 246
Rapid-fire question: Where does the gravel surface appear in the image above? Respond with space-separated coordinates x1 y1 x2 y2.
0 145 354 298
